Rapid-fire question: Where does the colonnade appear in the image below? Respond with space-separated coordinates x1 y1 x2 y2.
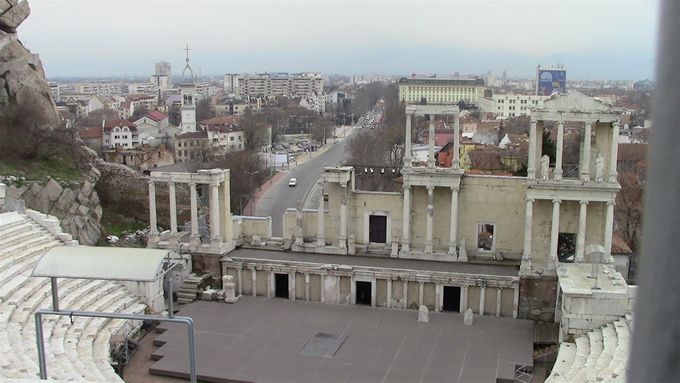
527 119 620 182
521 197 616 271
147 169 232 252
227 264 519 318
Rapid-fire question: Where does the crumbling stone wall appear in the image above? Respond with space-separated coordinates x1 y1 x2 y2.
5 169 103 245
95 161 191 229
518 276 558 322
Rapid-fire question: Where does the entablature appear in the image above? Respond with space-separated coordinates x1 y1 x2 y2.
526 180 619 202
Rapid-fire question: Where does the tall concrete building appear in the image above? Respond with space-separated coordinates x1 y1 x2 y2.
151 61 171 91
223 73 240 94
398 77 486 106
235 72 323 99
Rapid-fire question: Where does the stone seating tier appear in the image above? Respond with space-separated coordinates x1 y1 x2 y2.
546 317 631 383
0 212 148 382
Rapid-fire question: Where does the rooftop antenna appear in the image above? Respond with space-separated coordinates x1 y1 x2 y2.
182 44 194 80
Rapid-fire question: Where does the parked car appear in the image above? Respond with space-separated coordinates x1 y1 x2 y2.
288 178 297 187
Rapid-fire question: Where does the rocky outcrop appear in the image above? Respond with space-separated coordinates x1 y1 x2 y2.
0 1 59 124
4 169 103 245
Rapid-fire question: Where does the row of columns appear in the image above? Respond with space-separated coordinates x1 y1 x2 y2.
404 114 461 169
401 184 459 255
527 120 619 182
148 179 226 244
521 197 616 271
234 266 518 318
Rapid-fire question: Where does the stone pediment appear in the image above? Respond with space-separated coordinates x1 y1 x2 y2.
539 91 612 113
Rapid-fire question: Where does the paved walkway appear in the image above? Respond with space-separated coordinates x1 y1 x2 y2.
149 298 533 383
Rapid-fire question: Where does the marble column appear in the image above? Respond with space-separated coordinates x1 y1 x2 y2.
609 122 620 183
425 185 434 254
210 182 222 242
527 119 537 179
148 180 158 235
402 280 408 309
316 182 325 247
386 279 392 308
513 286 520 319
401 183 411 253
404 114 412 168
267 271 274 298
289 272 296 301
582 122 592 181
251 269 257 297
549 199 561 269
453 114 460 169
350 275 356 304
339 184 347 248
576 200 588 262
554 121 564 180
496 288 502 317
479 285 486 315
520 198 534 272
462 285 469 312
427 116 435 168
418 282 424 308
237 267 242 296
189 183 199 244
604 200 615 258
168 182 178 244
448 187 459 256
305 273 310 301
320 275 326 303
434 284 441 312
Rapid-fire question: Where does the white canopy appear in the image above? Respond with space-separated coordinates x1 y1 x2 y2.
32 246 173 282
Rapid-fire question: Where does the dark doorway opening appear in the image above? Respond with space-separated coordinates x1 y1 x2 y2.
369 215 387 243
275 273 289 299
443 286 461 312
558 233 576 263
355 281 372 305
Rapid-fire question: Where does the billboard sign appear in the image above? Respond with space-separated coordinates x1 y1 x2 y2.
537 70 566 96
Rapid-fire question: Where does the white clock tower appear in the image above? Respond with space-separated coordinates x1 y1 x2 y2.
180 83 197 133
180 44 197 133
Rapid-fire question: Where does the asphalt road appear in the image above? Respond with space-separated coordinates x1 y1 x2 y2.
254 131 352 236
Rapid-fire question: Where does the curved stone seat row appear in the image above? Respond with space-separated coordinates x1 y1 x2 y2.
0 212 147 382
546 317 632 383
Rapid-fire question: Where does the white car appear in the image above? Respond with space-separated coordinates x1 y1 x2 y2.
288 178 297 187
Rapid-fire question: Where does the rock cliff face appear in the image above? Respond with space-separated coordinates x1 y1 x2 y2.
0 1 59 125
5 169 103 245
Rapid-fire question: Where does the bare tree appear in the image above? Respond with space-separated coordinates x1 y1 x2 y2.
615 170 645 252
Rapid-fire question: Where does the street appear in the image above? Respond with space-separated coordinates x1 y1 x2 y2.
254 126 353 236
255 104 383 236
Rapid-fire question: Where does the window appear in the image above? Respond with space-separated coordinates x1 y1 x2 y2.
477 224 495 251
230 136 234 141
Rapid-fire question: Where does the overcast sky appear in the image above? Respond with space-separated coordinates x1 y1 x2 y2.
19 0 659 80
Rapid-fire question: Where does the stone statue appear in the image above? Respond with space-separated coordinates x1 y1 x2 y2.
595 153 605 182
458 238 468 262
222 275 238 303
417 305 429 322
464 308 474 326
540 155 550 180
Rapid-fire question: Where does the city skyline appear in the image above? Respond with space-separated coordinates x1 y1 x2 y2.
20 1 659 80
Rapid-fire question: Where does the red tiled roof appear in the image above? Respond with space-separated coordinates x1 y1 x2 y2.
145 110 168 122
104 119 137 131
200 115 240 126
612 233 633 254
176 131 208 139
78 127 102 139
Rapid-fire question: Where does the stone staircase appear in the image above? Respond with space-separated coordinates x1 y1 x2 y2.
545 315 632 383
0 211 147 382
176 273 209 305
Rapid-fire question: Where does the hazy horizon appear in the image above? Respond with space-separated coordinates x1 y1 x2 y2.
19 1 659 81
